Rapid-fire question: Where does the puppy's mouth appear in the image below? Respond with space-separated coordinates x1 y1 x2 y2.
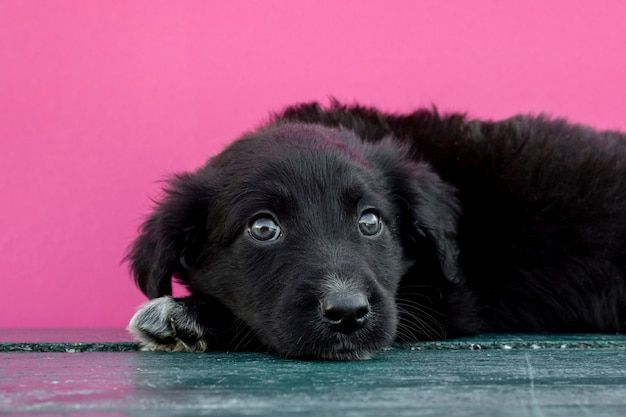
267 303 396 361
281 332 383 361
317 340 377 361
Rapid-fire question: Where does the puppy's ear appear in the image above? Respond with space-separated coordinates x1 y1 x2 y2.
126 172 215 298
406 164 462 283
367 141 462 283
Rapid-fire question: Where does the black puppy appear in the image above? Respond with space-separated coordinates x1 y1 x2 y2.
127 102 626 360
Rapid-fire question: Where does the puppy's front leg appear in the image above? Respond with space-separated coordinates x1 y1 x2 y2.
128 296 209 352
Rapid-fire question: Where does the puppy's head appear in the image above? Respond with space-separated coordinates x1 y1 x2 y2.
127 123 460 359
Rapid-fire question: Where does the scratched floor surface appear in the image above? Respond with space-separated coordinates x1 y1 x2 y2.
1 331 626 416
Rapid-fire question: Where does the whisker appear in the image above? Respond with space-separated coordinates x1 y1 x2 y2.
397 315 442 341
396 298 447 317
395 301 447 341
230 321 258 352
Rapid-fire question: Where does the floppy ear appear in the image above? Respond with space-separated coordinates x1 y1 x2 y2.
126 171 215 298
366 141 462 283
406 163 462 283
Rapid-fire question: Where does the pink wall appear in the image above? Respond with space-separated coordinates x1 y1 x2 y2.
1 0 625 328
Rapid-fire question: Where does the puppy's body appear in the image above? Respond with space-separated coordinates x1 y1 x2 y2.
128 102 626 359
279 103 626 334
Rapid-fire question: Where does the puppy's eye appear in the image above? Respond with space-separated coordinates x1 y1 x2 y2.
358 211 383 236
248 217 282 242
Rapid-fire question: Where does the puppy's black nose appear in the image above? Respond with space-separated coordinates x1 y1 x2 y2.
320 292 370 334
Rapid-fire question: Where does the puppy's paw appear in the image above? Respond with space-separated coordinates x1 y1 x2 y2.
128 296 208 352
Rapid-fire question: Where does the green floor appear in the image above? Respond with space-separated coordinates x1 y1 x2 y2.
1 330 626 416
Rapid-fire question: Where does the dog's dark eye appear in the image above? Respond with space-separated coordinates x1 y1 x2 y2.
358 211 383 236
248 217 282 242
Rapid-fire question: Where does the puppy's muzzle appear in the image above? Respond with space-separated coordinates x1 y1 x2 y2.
319 292 370 334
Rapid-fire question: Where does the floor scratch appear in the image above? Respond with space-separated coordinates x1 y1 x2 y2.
525 353 546 417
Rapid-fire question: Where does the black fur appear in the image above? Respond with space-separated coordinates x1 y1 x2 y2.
127 101 626 360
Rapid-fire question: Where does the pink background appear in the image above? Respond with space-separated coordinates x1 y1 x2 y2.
1 0 625 328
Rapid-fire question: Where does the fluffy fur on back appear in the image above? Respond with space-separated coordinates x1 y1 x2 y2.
127 101 626 360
